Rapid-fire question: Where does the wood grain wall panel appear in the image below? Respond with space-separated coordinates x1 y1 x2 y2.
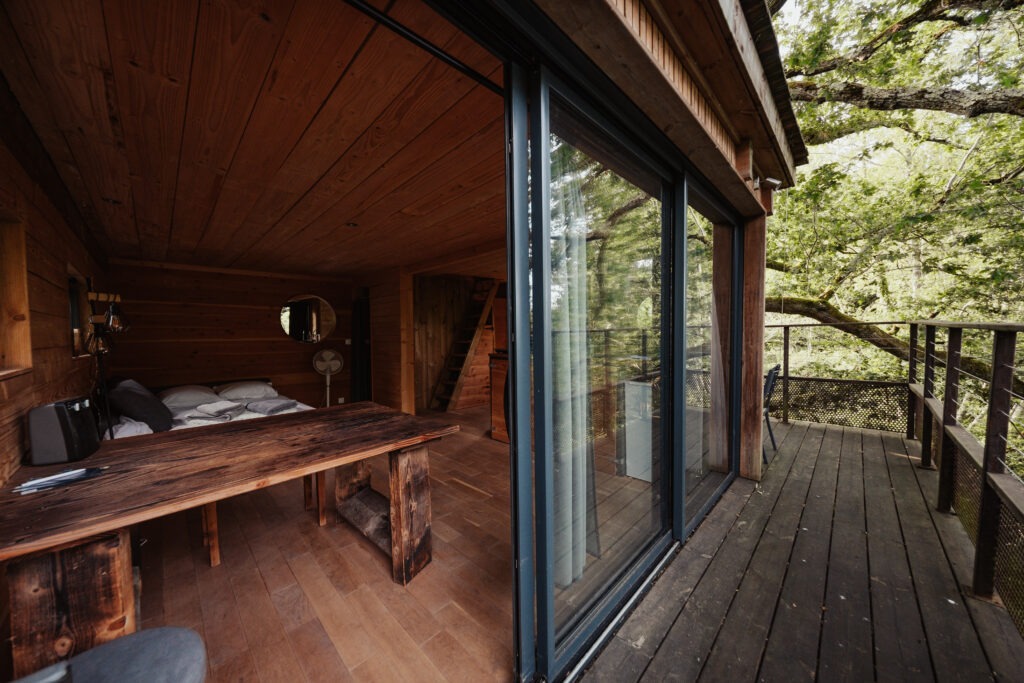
168 0 295 257
106 263 352 408
3 0 136 254
225 10 446 264
103 0 200 261
0 3 105 251
413 276 474 412
195 0 377 261
452 328 493 410
298 113 504 272
0 140 99 486
369 271 414 414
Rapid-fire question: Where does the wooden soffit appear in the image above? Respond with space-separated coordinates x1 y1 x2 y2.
532 0 802 215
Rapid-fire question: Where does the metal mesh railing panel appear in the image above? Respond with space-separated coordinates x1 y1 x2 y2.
770 377 907 432
995 498 1024 635
953 451 983 545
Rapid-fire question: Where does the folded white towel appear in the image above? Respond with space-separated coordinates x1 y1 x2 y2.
195 400 245 418
246 398 298 415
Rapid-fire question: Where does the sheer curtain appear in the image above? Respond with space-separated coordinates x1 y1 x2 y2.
550 140 598 588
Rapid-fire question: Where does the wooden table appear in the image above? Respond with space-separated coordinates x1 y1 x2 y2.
0 402 457 674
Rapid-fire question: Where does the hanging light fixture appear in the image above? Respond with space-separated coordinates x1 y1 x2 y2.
105 302 128 333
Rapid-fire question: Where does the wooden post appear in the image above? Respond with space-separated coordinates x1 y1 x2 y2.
782 325 790 424
740 215 767 480
315 471 327 527
920 325 937 468
389 444 432 584
973 330 1016 597
907 323 918 438
7 529 135 677
201 502 220 567
303 475 314 510
936 328 962 512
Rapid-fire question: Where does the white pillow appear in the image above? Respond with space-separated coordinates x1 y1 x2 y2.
215 380 278 401
159 385 220 412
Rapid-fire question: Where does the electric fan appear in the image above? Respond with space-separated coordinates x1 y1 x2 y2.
313 349 344 407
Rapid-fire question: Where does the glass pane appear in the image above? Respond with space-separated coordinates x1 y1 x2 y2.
548 101 666 639
684 207 730 517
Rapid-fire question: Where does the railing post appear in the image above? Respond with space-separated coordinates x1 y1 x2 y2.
782 325 790 424
973 329 1016 597
920 325 937 468
936 328 962 512
907 323 918 438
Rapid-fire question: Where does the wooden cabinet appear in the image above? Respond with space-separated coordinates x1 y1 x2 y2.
489 353 509 443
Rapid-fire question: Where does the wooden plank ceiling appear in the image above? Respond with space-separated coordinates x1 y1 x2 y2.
0 0 506 278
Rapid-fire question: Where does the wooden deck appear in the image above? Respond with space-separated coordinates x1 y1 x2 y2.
584 421 1024 682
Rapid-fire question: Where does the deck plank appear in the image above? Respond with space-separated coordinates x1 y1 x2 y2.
641 417 810 681
881 433 995 682
862 430 934 681
757 423 839 681
699 422 818 681
818 427 874 682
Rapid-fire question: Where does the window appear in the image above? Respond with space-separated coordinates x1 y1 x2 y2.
0 222 31 376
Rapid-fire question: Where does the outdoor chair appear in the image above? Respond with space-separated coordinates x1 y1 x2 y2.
762 364 781 464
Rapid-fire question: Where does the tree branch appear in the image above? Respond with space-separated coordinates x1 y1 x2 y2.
765 296 1024 395
787 0 1024 78
790 81 1024 118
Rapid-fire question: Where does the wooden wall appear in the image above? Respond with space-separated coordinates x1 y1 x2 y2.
106 262 352 409
0 140 99 486
452 327 494 410
413 275 475 412
369 271 415 414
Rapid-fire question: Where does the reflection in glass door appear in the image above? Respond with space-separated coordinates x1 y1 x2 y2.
544 96 669 642
683 207 730 518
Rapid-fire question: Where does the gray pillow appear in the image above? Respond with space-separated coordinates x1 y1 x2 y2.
108 380 173 432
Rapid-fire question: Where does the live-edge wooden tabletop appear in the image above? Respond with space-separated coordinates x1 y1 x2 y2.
0 402 458 562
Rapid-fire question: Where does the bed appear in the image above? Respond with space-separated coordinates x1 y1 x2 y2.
104 378 314 439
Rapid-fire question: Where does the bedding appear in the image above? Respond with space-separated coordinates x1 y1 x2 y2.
214 380 278 401
105 381 313 438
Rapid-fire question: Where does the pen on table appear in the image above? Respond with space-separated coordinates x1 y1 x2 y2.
14 466 110 494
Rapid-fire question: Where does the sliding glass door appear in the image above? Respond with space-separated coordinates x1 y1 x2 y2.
508 67 741 681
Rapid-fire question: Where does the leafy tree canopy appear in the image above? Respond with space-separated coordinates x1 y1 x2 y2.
768 0 1024 343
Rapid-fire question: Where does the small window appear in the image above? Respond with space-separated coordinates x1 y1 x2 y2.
68 268 90 357
0 222 32 376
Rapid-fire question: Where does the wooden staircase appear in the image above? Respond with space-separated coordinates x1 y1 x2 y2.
430 279 499 411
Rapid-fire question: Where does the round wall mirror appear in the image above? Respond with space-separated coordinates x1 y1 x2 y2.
280 294 336 344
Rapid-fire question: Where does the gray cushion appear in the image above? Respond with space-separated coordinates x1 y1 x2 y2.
108 379 173 432
15 627 206 683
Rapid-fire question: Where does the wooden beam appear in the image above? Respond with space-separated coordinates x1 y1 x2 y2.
0 223 31 371
741 215 767 480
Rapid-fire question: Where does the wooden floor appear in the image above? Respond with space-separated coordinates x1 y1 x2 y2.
584 421 1024 682
137 406 515 682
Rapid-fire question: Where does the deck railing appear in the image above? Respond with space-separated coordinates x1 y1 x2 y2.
907 321 1024 633
764 321 911 433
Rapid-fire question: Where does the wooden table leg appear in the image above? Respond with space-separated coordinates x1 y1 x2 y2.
201 502 220 567
303 474 314 510
315 470 327 527
6 529 136 677
389 444 432 584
